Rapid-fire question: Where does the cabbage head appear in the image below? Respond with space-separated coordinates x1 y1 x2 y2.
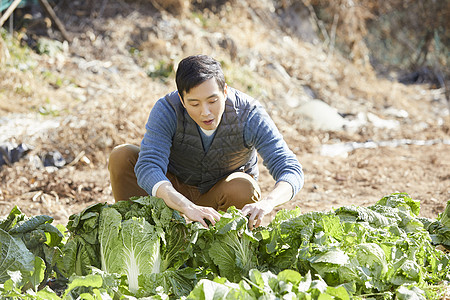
99 207 161 294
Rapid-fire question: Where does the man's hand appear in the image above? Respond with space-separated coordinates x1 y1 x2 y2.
183 203 221 228
241 201 274 230
241 181 294 230
156 181 221 228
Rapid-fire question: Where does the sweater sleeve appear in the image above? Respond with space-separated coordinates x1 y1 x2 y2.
135 97 177 195
244 105 304 197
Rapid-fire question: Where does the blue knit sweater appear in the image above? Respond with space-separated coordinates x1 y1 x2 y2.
135 89 304 198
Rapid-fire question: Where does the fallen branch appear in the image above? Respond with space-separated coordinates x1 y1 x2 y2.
0 0 22 27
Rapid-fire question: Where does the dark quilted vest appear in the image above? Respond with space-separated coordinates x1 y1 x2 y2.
165 88 258 193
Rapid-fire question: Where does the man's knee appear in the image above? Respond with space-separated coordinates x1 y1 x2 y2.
108 144 147 201
108 144 140 170
220 173 261 209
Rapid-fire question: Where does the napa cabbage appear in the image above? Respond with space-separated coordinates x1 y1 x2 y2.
63 196 195 298
98 207 161 293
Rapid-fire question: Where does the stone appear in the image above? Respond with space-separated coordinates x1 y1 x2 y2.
296 99 346 131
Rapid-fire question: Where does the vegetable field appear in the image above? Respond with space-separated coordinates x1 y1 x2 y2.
0 193 449 299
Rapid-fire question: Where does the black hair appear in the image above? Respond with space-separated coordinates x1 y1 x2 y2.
175 55 226 101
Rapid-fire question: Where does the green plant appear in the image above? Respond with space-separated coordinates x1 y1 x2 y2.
0 193 448 299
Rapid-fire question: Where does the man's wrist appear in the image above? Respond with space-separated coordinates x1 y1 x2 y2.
156 182 192 213
152 180 171 196
257 197 277 212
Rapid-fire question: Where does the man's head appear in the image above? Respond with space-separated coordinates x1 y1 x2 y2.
175 55 226 101
176 55 227 130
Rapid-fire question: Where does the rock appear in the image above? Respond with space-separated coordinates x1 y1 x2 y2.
296 99 346 131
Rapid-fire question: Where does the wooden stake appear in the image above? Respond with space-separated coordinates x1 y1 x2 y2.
0 0 22 27
37 0 71 42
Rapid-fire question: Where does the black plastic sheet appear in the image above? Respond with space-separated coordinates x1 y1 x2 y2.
0 143 67 168
0 142 33 167
43 151 66 168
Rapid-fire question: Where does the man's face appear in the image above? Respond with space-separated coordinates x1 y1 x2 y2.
180 78 227 130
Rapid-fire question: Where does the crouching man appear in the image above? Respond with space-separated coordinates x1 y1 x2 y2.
108 54 304 229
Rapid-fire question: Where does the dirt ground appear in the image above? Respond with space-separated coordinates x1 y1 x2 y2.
0 0 449 226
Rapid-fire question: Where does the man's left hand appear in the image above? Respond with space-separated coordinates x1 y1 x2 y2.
241 181 294 230
241 201 274 230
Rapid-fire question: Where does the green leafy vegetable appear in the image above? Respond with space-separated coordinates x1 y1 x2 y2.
188 269 351 299
0 192 448 299
115 217 161 293
62 202 108 277
9 215 53 234
0 207 65 293
65 196 195 298
440 200 450 227
193 207 260 282
0 206 26 232
0 228 35 283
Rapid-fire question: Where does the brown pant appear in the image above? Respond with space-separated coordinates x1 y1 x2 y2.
108 144 261 211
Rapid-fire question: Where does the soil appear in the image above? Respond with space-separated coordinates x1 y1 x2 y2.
0 0 449 226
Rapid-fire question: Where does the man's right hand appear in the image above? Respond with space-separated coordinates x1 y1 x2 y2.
183 203 221 228
156 181 221 228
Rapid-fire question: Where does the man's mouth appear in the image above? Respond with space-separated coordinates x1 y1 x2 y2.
203 119 214 125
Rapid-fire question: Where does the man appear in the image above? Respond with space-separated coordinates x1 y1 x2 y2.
108 55 303 229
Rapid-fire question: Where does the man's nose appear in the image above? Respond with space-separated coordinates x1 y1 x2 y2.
201 103 210 116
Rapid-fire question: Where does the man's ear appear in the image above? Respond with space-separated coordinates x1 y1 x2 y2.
178 92 186 108
223 83 228 97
